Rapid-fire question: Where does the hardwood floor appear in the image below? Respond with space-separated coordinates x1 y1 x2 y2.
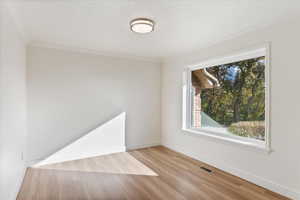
17 146 289 200
32 151 158 176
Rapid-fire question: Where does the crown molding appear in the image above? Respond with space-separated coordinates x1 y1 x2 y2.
28 41 162 64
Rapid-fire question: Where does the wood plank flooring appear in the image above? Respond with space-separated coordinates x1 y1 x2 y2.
32 151 158 176
17 146 290 200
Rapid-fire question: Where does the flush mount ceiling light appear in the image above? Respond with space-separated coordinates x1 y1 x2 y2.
130 18 155 34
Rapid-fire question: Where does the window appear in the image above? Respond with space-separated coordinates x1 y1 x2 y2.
183 46 270 150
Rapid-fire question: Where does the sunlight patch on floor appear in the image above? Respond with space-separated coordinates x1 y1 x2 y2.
34 151 158 176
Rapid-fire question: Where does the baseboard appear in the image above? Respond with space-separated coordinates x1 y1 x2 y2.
27 144 162 166
26 146 127 167
126 142 161 151
162 144 300 200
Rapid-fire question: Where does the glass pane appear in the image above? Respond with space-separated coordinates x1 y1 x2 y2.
191 56 265 141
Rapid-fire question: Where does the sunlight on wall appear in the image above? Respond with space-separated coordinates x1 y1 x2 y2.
34 112 126 166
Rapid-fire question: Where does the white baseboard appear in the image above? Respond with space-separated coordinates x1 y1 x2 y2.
126 142 161 151
27 144 159 166
163 144 300 200
27 146 127 167
27 144 161 166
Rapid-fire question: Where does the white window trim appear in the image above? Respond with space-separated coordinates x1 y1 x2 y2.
182 44 271 153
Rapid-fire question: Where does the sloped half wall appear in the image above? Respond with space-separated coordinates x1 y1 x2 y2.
35 112 126 166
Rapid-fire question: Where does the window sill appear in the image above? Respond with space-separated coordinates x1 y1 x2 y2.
182 128 272 154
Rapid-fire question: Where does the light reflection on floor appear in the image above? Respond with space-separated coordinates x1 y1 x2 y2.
34 151 158 176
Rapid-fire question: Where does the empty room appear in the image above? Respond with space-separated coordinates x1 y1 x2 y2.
0 0 299 199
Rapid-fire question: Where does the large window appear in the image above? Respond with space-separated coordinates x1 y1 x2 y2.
183 46 270 150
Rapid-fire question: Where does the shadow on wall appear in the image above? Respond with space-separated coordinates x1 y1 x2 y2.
34 112 126 167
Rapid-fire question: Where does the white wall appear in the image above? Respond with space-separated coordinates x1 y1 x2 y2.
0 3 27 200
27 46 161 162
36 112 126 166
161 18 300 199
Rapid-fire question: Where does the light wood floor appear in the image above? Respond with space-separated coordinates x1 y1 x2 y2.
17 146 289 200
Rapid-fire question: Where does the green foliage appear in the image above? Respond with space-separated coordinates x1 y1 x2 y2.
197 57 265 140
228 121 265 140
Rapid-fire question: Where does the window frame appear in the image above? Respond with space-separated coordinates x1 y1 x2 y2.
182 44 271 152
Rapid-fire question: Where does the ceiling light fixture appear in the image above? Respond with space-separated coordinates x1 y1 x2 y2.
130 18 155 34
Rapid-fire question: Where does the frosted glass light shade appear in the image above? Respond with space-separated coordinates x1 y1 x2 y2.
130 18 155 34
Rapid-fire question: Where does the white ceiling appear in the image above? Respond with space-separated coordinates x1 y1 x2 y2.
9 0 300 61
